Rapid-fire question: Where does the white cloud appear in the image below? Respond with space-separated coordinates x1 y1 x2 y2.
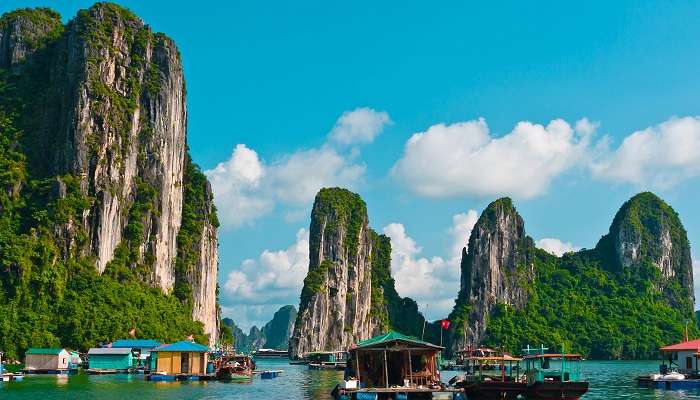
224 228 309 304
382 210 478 320
207 108 389 228
329 107 391 145
536 238 580 257
266 146 365 205
206 144 273 227
592 116 700 188
222 228 309 329
391 118 595 199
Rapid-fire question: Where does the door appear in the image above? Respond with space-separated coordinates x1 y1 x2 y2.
687 357 693 370
181 353 190 374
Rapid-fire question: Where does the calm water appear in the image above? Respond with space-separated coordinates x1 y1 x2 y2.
1 359 699 399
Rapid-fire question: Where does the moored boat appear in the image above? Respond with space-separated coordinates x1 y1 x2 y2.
308 351 348 370
456 345 588 400
216 354 256 382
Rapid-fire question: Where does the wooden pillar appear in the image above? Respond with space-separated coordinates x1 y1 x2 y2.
383 350 389 388
408 350 413 387
355 351 361 383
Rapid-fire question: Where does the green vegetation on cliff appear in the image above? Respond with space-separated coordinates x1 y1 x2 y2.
0 5 212 359
479 193 696 359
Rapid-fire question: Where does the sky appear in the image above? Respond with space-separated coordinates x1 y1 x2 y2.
4 0 700 331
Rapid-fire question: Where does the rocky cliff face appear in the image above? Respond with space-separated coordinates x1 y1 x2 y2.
596 192 694 309
262 305 297 349
0 4 218 345
225 305 297 352
289 188 385 358
449 198 534 350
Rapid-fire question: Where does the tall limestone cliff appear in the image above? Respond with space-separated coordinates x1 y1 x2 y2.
0 3 218 355
290 188 386 358
449 198 535 351
595 192 694 310
453 192 696 359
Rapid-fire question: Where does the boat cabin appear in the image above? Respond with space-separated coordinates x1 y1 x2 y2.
348 331 443 389
150 341 209 375
522 353 583 383
464 355 522 381
456 346 498 364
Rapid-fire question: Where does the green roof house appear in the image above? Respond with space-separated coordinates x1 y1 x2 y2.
24 348 70 371
88 348 134 371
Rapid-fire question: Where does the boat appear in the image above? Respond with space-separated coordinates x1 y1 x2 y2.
216 354 256 382
456 345 588 400
636 338 700 390
308 351 347 370
252 348 289 358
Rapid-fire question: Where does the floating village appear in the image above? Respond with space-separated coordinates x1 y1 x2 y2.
5 329 700 399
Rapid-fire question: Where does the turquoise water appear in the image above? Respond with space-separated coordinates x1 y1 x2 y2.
1 359 699 399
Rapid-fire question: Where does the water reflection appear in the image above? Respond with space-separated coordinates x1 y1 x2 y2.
3 360 700 399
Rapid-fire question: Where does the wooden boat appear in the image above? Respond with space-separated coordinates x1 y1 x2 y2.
307 351 347 370
457 346 588 400
216 354 255 382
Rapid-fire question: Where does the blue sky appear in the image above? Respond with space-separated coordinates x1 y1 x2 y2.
5 1 700 330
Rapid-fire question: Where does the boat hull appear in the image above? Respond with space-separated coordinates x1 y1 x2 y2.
463 381 588 400
527 381 589 400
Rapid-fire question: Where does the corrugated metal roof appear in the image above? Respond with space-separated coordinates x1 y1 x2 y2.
660 339 700 352
152 341 209 352
112 339 161 348
353 331 443 350
25 348 66 355
88 348 133 355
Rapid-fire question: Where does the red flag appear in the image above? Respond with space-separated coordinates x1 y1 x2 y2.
441 319 450 330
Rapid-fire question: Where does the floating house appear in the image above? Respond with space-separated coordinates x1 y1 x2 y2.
24 348 70 373
150 341 209 376
659 339 700 373
112 339 161 368
334 331 461 399
87 348 134 372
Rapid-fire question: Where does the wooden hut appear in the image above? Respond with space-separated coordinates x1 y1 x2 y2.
150 341 209 375
24 348 70 372
87 348 134 371
348 331 443 389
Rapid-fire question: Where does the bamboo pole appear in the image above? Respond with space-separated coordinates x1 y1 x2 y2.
355 351 361 383
408 350 412 387
383 350 388 388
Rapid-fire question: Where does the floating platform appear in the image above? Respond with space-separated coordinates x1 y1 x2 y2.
146 373 217 382
1 373 24 382
22 369 74 375
87 369 123 375
258 369 283 379
335 387 465 400
637 376 700 390
309 362 346 370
